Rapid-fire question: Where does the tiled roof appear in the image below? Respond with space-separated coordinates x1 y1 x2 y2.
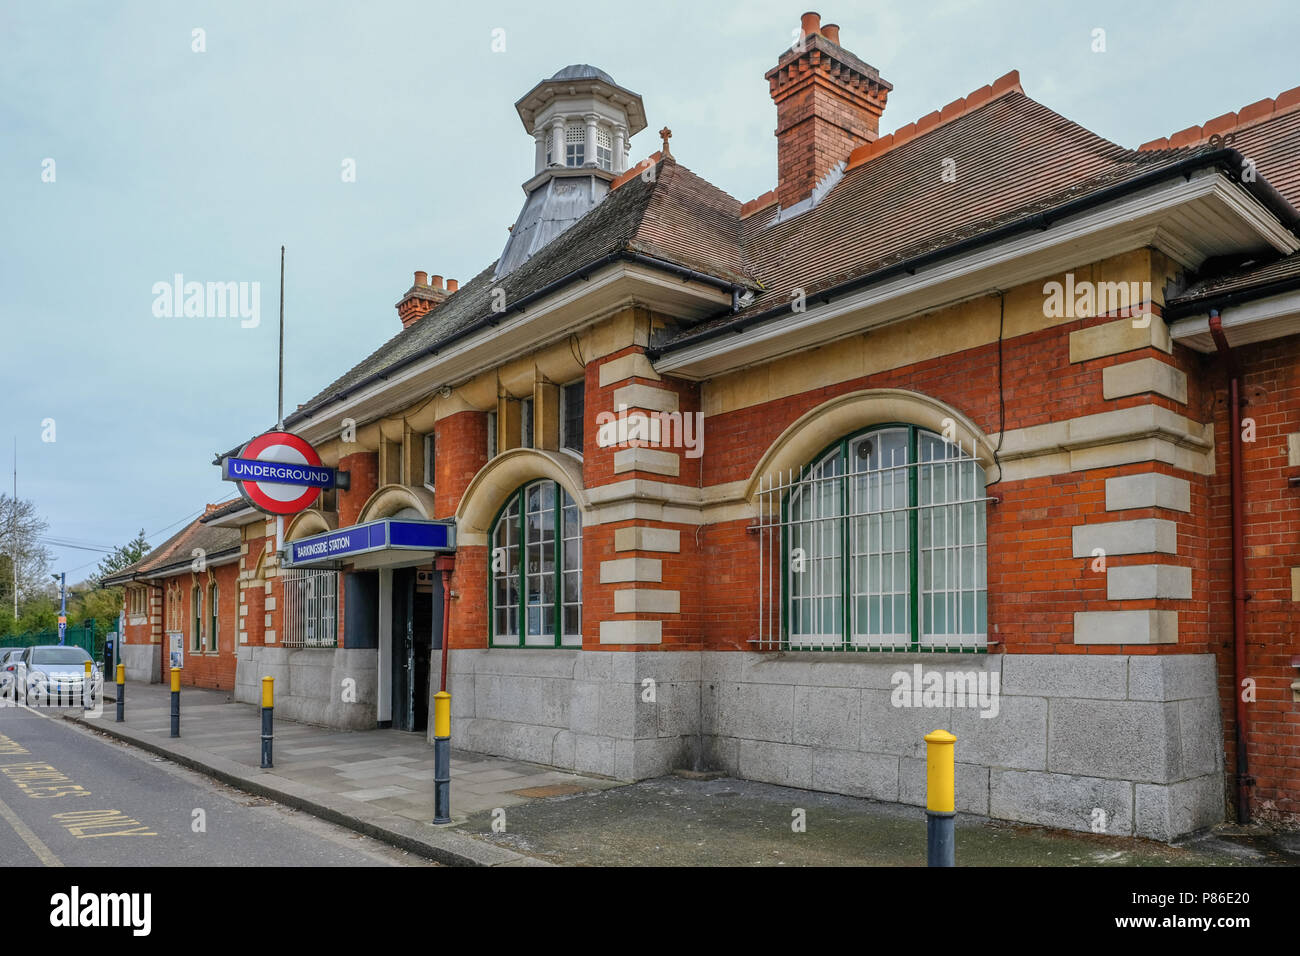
261 79 1299 435
1166 251 1300 315
1139 84 1300 208
102 511 241 586
285 159 751 426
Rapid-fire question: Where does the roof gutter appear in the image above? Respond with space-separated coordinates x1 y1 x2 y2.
648 148 1300 360
103 548 242 587
1164 268 1300 319
217 250 747 459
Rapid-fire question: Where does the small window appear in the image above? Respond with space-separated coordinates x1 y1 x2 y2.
521 397 534 448
565 125 585 167
487 411 498 460
424 433 437 494
596 126 612 171
208 581 218 653
561 381 584 454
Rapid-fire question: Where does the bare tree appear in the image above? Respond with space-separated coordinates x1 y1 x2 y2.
0 493 54 618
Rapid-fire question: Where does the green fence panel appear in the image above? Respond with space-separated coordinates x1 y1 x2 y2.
0 622 97 657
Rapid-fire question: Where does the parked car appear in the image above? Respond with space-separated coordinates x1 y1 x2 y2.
20 645 101 707
0 648 24 700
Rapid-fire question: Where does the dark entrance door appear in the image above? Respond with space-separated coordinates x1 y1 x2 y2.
390 566 438 732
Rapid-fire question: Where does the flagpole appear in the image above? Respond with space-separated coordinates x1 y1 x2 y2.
276 246 285 558
277 245 285 431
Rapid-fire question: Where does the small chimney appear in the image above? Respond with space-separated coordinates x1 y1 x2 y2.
447 279 459 292
767 14 892 209
396 270 450 329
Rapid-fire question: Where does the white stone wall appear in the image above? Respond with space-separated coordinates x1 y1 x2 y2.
120 642 161 684
234 645 378 731
443 648 1224 841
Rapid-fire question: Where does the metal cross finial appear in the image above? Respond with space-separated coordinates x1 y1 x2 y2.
659 126 672 157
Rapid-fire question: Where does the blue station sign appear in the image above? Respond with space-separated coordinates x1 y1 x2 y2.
285 518 456 568
222 456 337 489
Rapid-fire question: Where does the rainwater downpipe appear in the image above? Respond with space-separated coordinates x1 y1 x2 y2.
1209 309 1252 824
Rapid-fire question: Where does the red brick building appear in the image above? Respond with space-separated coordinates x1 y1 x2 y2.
139 14 1300 839
105 504 241 691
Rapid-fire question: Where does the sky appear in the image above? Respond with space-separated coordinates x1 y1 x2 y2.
2 0 1298 582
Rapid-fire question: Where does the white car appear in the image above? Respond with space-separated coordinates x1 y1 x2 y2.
18 645 102 707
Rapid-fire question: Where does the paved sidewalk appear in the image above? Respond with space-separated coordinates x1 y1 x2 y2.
66 681 621 865
56 681 1299 868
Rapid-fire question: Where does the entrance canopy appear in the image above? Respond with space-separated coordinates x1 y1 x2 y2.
284 518 456 571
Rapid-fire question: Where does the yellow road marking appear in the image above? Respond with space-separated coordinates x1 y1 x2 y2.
52 809 157 838
0 791 63 867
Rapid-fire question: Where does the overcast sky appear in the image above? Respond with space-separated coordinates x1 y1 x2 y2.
3 0 1297 581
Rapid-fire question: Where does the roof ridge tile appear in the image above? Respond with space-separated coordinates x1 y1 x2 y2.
844 70 1023 172
1138 82 1300 151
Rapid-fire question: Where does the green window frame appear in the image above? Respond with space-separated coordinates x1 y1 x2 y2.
783 424 988 652
191 584 203 653
489 480 581 648
208 581 219 653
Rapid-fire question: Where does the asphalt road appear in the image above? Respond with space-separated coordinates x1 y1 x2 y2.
0 704 434 867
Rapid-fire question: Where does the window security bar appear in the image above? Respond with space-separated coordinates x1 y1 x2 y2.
282 568 338 648
753 435 990 653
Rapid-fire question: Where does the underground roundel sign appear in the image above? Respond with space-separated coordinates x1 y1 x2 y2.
222 431 333 516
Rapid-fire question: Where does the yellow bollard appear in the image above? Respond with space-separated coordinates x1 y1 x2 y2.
169 667 181 737
261 677 274 768
433 691 450 738
115 663 125 722
83 660 93 711
432 691 451 823
925 729 956 812
924 729 956 866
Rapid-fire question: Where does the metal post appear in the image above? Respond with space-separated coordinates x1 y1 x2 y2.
925 729 956 866
115 663 124 723
169 667 180 738
83 660 93 712
261 676 274 768
432 691 451 824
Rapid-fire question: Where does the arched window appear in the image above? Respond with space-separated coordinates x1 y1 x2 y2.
191 584 203 653
490 480 581 647
784 425 987 650
208 581 219 653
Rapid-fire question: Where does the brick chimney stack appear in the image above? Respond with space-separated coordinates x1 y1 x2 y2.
767 12 892 209
396 270 456 329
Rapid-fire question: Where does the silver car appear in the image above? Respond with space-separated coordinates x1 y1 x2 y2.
19 645 102 707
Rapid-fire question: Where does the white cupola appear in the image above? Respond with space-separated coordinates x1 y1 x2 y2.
495 65 647 279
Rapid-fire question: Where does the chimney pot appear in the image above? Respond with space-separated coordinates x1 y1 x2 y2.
447 279 458 292
431 275 444 290
414 270 428 287
770 13 890 209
